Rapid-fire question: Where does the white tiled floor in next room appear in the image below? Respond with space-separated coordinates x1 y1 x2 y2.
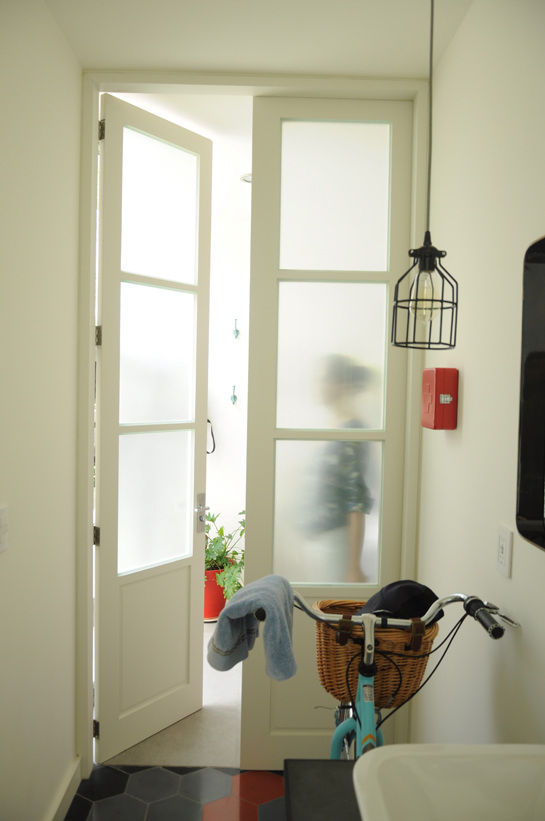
105 622 242 767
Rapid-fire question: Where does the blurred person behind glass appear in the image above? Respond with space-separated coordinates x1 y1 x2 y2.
298 354 374 583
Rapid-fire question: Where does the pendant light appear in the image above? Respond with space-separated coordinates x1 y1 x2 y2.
391 0 458 349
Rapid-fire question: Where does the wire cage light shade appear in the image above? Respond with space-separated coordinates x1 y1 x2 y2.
391 231 458 350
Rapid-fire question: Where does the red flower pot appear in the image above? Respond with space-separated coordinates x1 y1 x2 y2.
204 569 227 620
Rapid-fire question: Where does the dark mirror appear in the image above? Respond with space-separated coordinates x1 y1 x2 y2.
517 236 545 549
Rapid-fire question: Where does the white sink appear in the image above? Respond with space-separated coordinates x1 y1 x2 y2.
353 744 545 821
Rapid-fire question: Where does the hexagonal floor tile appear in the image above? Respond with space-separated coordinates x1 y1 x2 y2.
258 796 287 821
63 793 93 821
126 767 181 802
164 766 202 776
202 794 257 821
147 794 203 821
90 793 146 821
77 766 129 801
233 772 285 805
178 767 233 803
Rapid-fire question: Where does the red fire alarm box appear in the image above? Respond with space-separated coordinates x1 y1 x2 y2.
422 368 458 429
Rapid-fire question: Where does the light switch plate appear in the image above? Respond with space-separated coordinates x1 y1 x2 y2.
497 525 513 578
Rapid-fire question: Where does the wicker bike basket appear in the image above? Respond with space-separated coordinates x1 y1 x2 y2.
314 599 439 710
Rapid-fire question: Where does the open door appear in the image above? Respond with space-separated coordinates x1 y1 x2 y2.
241 96 413 768
94 94 212 761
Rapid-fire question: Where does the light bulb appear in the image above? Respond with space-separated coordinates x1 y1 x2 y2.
408 268 440 324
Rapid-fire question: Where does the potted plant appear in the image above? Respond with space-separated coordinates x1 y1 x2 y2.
204 510 245 620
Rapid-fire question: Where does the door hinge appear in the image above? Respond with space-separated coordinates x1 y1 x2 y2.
93 719 100 739
98 119 106 141
95 325 102 346
93 526 101 546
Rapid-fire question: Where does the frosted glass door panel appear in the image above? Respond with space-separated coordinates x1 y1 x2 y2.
118 430 194 575
119 283 196 425
121 127 198 284
274 440 382 584
277 282 387 430
280 121 390 271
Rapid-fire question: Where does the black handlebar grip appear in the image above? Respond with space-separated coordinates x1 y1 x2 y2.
255 608 266 621
464 597 505 639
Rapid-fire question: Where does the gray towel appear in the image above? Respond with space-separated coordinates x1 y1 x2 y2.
207 574 296 681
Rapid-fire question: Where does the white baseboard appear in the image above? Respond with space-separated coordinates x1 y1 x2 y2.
44 757 82 821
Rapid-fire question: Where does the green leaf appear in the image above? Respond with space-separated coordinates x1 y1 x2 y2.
204 509 245 588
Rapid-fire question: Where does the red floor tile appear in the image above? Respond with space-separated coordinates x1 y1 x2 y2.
202 794 258 821
232 772 285 805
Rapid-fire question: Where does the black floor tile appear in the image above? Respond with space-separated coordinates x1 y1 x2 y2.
147 794 203 821
63 793 92 821
259 796 287 821
126 767 181 802
77 766 129 801
178 767 233 803
110 764 150 774
164 765 202 775
89 793 147 821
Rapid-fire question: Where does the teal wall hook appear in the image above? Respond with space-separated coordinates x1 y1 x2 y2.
233 319 240 339
231 386 238 404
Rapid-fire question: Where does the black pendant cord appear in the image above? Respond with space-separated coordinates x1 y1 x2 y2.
426 0 434 233
390 0 458 350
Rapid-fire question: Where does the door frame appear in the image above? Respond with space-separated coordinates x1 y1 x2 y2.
76 70 428 776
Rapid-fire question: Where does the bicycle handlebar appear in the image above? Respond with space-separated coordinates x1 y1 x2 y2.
463 596 505 639
294 592 518 639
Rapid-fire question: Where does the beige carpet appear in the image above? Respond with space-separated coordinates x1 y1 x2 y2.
104 622 242 767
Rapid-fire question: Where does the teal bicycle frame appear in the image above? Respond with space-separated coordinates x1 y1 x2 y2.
330 674 385 758
329 613 385 758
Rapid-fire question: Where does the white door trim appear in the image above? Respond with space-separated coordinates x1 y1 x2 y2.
76 70 427 774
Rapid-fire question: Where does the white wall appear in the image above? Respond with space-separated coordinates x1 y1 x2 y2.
0 2 82 818
412 0 545 744
204 112 252 536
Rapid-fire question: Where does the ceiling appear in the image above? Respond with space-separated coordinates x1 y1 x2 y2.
45 0 473 78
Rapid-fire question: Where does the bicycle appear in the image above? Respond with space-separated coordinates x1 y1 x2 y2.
291 589 519 760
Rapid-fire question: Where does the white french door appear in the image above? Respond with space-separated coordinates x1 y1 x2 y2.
94 94 212 761
241 97 413 768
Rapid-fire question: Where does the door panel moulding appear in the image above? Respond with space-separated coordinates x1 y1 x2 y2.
76 68 429 773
